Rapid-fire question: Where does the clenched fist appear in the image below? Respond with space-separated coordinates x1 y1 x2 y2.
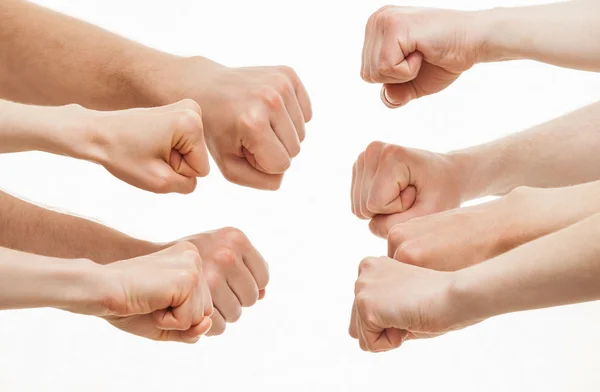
68 99 209 194
351 142 466 237
177 227 269 336
350 256 471 353
361 6 483 108
101 242 213 343
165 58 313 190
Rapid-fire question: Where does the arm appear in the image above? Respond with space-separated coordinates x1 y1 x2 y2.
454 212 600 319
0 243 213 343
362 1 600 107
0 247 103 312
0 190 157 264
0 99 208 194
0 0 171 109
353 101 600 236
0 190 269 336
0 0 311 190
351 212 600 352
384 180 600 271
479 0 600 71
457 101 600 200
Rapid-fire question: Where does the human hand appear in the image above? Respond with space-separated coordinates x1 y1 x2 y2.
387 184 600 271
161 58 312 190
177 227 270 336
69 99 209 194
361 6 484 108
100 242 213 343
350 256 473 353
351 142 467 237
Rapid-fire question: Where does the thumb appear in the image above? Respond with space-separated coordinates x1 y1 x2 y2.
368 200 429 239
172 111 210 177
381 82 417 108
152 162 197 194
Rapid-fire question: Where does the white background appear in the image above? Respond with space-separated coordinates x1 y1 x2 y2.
1 0 600 390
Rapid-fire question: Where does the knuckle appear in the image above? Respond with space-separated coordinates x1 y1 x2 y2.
220 227 248 247
177 98 202 115
355 293 371 314
239 110 267 132
178 109 203 132
395 241 426 267
388 225 407 246
178 268 199 288
274 72 294 94
358 257 376 274
204 270 221 291
261 88 283 109
213 247 238 269
380 143 403 161
152 171 173 194
365 141 385 159
276 65 297 80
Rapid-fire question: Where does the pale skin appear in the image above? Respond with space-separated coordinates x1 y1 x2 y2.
350 213 600 352
353 0 600 239
0 242 214 343
350 0 600 352
0 190 269 337
0 0 290 337
0 0 312 191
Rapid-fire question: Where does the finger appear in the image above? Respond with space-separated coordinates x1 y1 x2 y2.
283 92 307 143
200 268 214 317
207 307 227 337
354 153 368 219
174 108 210 177
271 97 302 158
211 280 242 323
242 246 270 292
362 13 377 83
382 77 419 108
289 71 313 123
367 159 412 215
258 289 266 300
178 316 213 343
369 12 384 83
351 162 358 215
228 264 260 308
154 161 197 194
369 193 428 238
221 155 284 191
377 24 422 83
247 125 291 175
349 301 359 339
360 143 384 218
356 312 369 351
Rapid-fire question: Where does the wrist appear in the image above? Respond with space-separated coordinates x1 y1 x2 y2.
475 7 529 64
136 54 225 107
44 258 113 316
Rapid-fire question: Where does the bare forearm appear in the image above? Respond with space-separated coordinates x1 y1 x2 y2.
0 0 174 109
454 212 600 322
477 0 600 71
0 247 104 312
0 190 157 264
454 101 600 200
